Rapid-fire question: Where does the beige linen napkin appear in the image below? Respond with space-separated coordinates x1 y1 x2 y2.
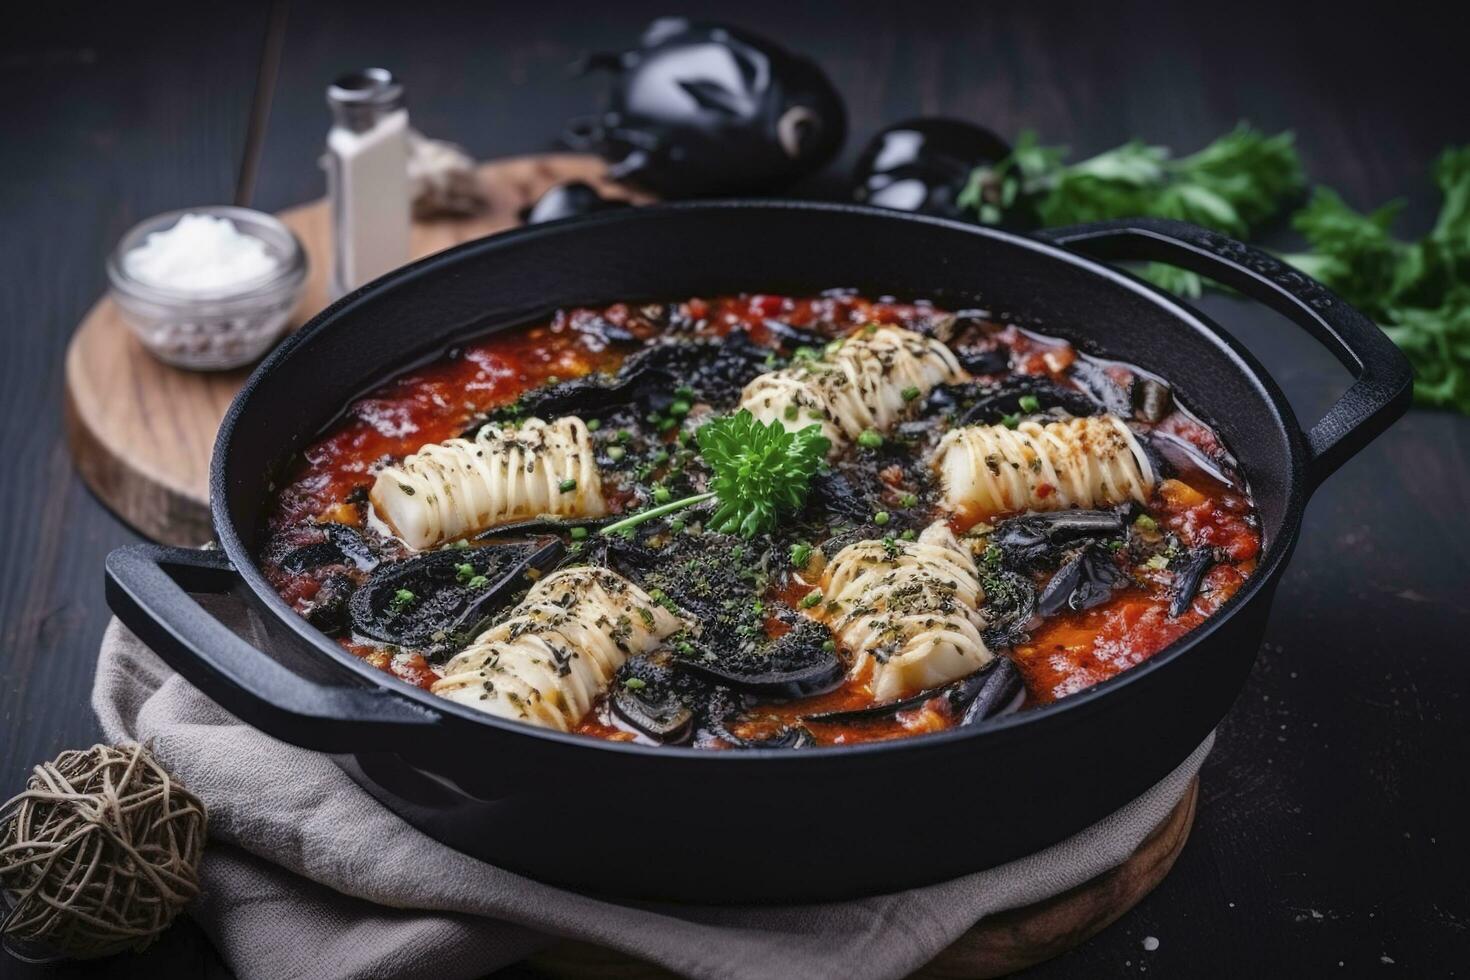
92 600 1211 980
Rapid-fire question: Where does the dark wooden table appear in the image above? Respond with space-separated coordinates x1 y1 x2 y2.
4 2 1467 976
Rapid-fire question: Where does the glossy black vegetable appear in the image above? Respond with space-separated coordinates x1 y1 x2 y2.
610 657 696 743
976 569 1038 648
803 657 1022 727
992 509 1127 567
506 330 768 422
521 181 631 225
925 376 1099 428
348 539 563 655
1036 543 1129 616
565 18 846 196
957 658 1025 725
852 118 1015 221
278 523 378 573
1169 547 1219 617
678 615 844 698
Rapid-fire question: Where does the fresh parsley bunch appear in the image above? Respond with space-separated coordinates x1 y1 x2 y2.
697 409 830 537
1283 148 1470 411
601 409 830 539
960 123 1304 296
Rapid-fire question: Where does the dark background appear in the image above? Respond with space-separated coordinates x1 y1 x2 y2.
3 1 1467 977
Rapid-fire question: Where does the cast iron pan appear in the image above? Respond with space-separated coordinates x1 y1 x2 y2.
105 205 1410 903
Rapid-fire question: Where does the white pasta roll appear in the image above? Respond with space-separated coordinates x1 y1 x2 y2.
739 326 967 449
433 566 688 731
370 416 606 550
934 414 1155 521
808 521 992 701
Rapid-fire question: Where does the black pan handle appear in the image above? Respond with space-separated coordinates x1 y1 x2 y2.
105 544 440 752
1034 217 1412 487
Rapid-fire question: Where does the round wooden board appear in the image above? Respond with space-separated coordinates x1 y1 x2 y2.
531 778 1198 979
64 153 647 545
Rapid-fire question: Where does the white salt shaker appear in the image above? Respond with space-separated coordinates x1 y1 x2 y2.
324 68 410 299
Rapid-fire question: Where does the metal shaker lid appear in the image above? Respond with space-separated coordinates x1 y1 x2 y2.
327 69 405 132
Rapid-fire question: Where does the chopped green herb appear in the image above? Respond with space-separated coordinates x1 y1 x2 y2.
873 510 891 526
784 404 800 421
857 428 883 449
586 418 601 431
558 478 577 493
389 589 416 614
570 526 588 541
675 385 695 399
1000 413 1020 429
617 428 632 443
900 529 917 541
901 385 921 402
670 399 691 417
898 492 918 509
1018 394 1041 413
466 575 489 589
606 445 626 462
822 639 836 653
455 562 476 584
1133 513 1159 531
790 542 813 568
799 589 824 609
654 486 672 504
622 677 647 690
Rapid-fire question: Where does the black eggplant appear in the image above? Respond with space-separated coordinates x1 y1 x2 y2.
521 181 632 225
1036 543 1129 617
924 376 1099 428
610 656 697 744
348 539 564 655
992 509 1127 568
1067 359 1134 417
1169 548 1219 617
977 569 1038 648
957 658 1025 725
504 330 768 422
1132 377 1174 423
302 573 355 635
852 118 1014 221
803 657 1022 727
678 615 844 698
278 523 378 573
565 18 846 196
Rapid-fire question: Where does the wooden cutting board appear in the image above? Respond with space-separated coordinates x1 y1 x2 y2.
64 153 645 546
534 779 1198 979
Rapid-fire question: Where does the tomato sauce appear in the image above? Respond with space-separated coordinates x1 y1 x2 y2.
262 293 1260 748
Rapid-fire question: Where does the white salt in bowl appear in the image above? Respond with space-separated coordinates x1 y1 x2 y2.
107 206 308 371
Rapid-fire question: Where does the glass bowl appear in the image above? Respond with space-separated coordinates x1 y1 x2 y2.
106 206 309 371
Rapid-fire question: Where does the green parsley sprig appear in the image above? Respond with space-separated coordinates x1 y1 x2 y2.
1281 148 1470 411
599 409 830 539
960 123 1304 296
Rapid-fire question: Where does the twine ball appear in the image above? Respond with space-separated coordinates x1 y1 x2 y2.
0 744 206 961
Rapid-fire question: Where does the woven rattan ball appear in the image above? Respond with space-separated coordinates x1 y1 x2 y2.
0 743 206 961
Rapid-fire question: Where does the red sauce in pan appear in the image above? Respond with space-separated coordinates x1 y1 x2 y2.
262 294 1260 747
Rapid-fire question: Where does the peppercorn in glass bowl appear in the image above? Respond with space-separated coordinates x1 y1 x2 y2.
107 206 308 371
